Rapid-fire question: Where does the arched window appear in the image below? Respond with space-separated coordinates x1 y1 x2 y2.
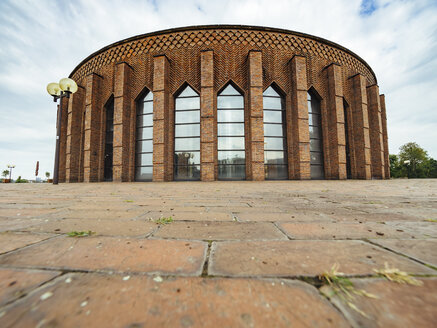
343 99 352 179
104 97 114 181
263 86 288 179
308 91 324 179
135 91 153 181
174 85 200 180
217 84 245 180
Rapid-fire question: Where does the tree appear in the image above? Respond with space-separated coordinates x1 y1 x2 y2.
1 170 8 179
398 142 429 178
45 172 50 179
389 154 405 178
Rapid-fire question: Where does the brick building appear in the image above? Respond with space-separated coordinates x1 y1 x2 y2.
59 25 389 182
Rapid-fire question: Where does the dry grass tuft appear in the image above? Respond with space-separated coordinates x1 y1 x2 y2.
374 262 423 286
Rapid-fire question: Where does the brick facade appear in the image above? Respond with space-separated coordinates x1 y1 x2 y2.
60 25 389 182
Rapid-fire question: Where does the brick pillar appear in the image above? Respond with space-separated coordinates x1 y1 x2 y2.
325 63 347 179
367 85 385 179
58 97 68 183
349 74 371 179
66 86 85 182
152 55 169 181
200 50 216 181
289 55 310 179
83 73 103 182
380 94 390 178
113 62 132 182
248 50 264 181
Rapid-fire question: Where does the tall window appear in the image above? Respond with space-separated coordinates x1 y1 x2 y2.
104 98 114 181
174 85 200 180
308 91 324 179
263 86 288 179
344 99 352 179
135 91 153 181
217 84 245 180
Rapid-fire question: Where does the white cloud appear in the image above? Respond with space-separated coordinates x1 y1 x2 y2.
0 0 436 179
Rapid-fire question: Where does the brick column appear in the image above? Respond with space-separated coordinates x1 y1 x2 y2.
349 74 371 179
248 50 264 181
113 62 132 182
58 97 68 183
66 86 85 182
83 73 103 182
325 63 347 179
152 55 169 181
289 55 310 179
380 94 390 178
200 50 216 181
367 85 385 179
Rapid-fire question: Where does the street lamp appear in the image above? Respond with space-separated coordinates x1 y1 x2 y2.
46 78 78 184
7 164 15 180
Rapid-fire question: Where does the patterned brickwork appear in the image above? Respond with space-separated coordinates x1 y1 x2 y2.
380 95 390 178
367 85 385 179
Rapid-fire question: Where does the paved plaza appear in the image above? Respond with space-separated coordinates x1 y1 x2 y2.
0 179 436 327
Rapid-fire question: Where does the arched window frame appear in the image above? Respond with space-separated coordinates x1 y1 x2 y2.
103 95 114 181
307 88 325 179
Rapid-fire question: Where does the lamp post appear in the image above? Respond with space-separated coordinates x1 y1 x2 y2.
7 164 15 180
46 78 78 184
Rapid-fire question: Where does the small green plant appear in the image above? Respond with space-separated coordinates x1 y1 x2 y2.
124 200 134 203
374 262 423 286
45 172 50 179
320 264 377 317
425 219 437 223
155 217 174 225
67 230 95 237
15 176 28 183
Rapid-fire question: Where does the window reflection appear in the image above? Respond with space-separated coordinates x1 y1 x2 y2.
263 86 288 180
174 85 200 180
135 91 154 181
217 84 245 180
308 91 324 179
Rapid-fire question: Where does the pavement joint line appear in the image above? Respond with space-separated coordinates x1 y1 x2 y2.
363 238 437 271
0 233 62 256
272 222 293 240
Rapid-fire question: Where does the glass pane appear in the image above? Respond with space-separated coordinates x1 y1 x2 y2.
309 114 320 126
175 111 200 124
309 98 321 114
220 84 240 96
264 123 284 137
136 153 153 166
144 92 153 102
218 151 246 164
175 124 200 137
175 137 200 151
137 127 153 140
310 152 323 165
217 110 244 122
218 96 244 109
218 123 245 136
176 97 200 110
265 165 288 180
311 165 324 179
218 137 245 150
263 111 282 123
264 151 286 164
175 151 200 165
178 86 198 97
309 126 320 139
142 101 153 114
105 131 113 143
174 165 201 180
263 86 279 97
137 114 153 127
263 97 282 110
265 137 284 150
310 139 322 152
218 165 246 180
135 166 153 181
136 140 153 153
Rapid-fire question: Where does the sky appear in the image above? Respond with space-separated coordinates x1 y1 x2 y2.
0 0 436 179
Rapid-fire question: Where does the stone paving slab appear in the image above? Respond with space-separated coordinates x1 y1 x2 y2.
153 221 287 240
0 232 55 254
0 208 59 219
209 240 435 277
0 236 206 275
58 209 146 220
144 211 233 221
278 222 417 239
0 274 350 328
0 268 60 307
321 278 437 328
25 218 157 237
0 218 46 232
370 239 437 267
384 221 437 238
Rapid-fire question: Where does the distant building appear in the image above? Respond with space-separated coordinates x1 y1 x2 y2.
58 25 389 182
